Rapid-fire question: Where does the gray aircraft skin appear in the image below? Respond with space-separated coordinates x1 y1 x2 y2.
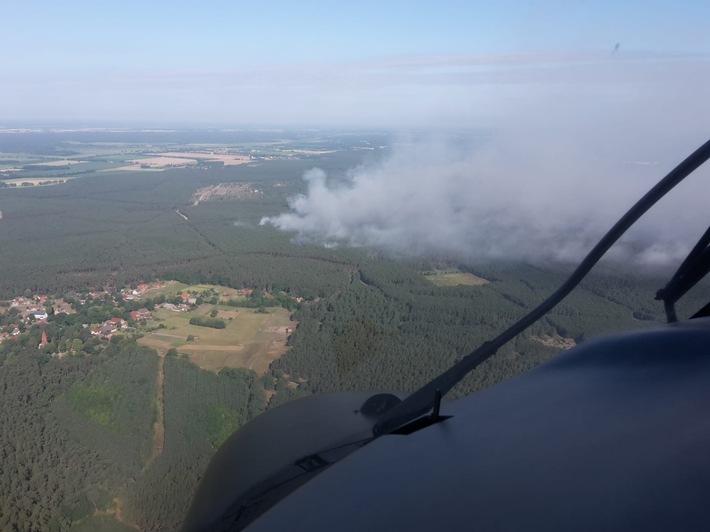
184 318 710 531
183 139 710 531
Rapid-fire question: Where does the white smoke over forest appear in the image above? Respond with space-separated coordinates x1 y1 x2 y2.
261 133 710 266
262 54 710 266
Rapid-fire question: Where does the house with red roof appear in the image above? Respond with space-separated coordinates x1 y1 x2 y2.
109 317 128 328
130 308 152 321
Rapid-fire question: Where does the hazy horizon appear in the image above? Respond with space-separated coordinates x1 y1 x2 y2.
5 0 710 265
4 1 710 128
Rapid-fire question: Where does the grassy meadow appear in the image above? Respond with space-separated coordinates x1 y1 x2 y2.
139 304 293 373
424 270 490 287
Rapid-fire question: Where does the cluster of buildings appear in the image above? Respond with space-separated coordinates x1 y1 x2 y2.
180 293 197 305
86 309 153 340
0 288 155 345
121 283 164 301
91 317 129 339
162 303 191 312
0 281 283 347
236 289 254 297
10 295 52 322
1 294 65 343
0 327 21 341
130 308 153 321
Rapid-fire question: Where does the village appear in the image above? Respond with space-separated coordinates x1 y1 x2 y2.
0 280 294 369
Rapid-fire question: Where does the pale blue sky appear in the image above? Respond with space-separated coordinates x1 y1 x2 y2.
2 0 709 126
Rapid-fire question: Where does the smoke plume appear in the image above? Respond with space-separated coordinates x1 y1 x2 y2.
262 54 710 266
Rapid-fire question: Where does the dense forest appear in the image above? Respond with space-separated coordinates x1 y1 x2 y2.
0 337 264 531
1 131 708 530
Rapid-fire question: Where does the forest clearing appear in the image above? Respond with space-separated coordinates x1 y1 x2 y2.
424 270 490 287
138 305 293 373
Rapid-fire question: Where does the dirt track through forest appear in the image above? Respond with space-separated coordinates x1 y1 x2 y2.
145 354 165 469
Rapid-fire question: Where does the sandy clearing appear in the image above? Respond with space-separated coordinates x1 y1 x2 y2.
532 334 576 350
150 152 251 165
191 183 262 204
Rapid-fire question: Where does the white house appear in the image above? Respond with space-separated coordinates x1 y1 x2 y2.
31 310 48 321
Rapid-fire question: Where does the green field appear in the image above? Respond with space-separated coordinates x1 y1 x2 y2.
424 270 490 287
138 304 293 373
